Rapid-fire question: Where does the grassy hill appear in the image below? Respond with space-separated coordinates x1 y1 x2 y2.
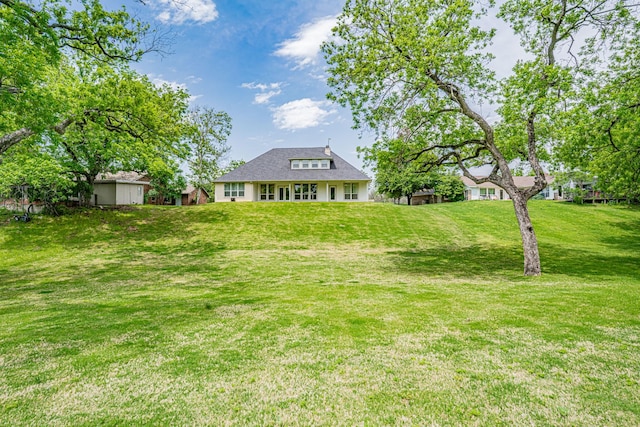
1 201 639 425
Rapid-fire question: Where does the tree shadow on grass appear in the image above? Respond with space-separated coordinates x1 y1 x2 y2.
0 207 230 254
388 245 524 281
599 218 640 252
389 242 640 281
540 243 640 279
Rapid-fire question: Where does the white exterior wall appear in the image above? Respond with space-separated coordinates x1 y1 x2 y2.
93 183 116 205
93 182 143 205
465 185 556 201
115 183 144 205
215 181 370 202
214 182 254 202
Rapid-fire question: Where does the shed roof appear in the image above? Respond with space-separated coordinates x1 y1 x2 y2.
95 171 148 183
214 147 370 183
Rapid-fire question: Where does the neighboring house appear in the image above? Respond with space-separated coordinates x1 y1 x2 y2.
180 185 209 206
213 146 371 202
411 189 443 205
462 175 557 201
92 172 146 206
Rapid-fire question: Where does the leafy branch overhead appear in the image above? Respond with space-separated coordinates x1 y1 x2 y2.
0 0 171 155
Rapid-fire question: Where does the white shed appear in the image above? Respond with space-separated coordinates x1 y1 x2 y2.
92 179 144 206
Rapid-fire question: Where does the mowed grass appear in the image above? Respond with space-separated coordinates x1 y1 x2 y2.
0 201 639 426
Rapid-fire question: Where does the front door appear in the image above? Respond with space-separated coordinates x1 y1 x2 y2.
329 186 336 201
278 186 290 201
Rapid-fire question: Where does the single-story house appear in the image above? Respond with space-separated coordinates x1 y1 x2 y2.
180 185 209 206
92 172 146 206
213 146 371 202
462 175 557 201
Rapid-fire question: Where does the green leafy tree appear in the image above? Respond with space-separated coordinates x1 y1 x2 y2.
360 137 433 205
0 144 74 214
0 0 165 156
323 0 637 275
433 174 465 202
147 159 187 205
220 159 246 175
186 106 232 203
555 32 640 202
46 62 190 204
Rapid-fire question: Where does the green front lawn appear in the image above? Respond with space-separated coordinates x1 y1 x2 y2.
1 201 639 425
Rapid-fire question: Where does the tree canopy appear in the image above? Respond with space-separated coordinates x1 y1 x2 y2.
0 0 167 155
1 0 232 209
323 0 640 275
186 106 232 200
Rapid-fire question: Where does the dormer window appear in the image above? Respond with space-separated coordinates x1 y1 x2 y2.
290 158 331 170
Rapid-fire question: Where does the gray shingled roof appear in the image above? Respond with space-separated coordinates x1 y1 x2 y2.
214 147 370 183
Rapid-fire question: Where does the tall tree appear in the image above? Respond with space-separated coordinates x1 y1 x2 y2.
186 106 232 202
0 0 165 155
323 0 638 275
47 63 191 204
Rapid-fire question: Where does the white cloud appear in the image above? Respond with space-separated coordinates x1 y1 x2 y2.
154 0 219 25
150 76 187 91
188 94 204 103
254 91 281 105
272 98 335 130
241 82 283 105
186 75 203 84
274 16 337 68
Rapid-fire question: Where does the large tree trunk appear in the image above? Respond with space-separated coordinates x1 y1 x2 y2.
511 194 541 276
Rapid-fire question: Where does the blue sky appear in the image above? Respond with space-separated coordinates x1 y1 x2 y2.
122 0 371 171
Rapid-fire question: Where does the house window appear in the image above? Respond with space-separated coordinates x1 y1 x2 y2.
224 183 245 197
541 187 550 198
260 184 275 200
290 159 331 169
344 183 358 200
293 183 317 200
